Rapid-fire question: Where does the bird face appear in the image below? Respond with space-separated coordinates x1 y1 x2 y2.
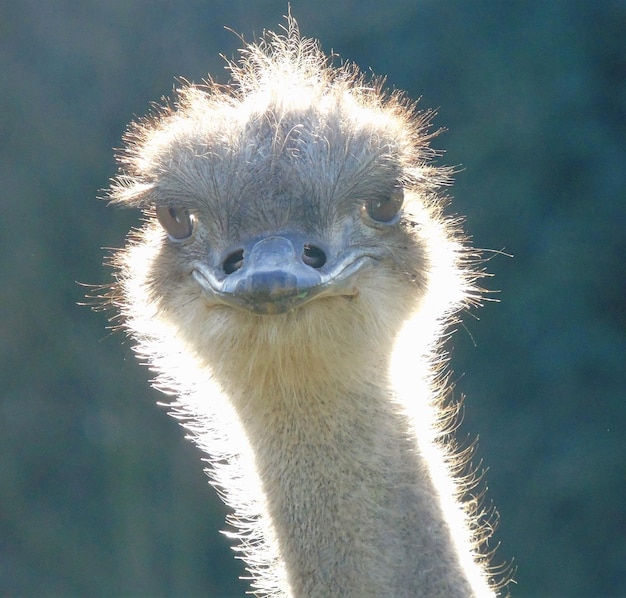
136 103 421 318
108 32 453 381
162 184 406 316
107 29 462 390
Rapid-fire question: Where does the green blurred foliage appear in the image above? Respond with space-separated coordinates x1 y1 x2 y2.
1 0 625 595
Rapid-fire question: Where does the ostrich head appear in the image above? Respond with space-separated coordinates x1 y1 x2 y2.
109 19 474 397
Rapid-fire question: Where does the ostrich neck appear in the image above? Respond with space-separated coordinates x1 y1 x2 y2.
223 365 487 597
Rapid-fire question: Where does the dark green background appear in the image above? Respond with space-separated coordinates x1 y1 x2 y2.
2 1 625 596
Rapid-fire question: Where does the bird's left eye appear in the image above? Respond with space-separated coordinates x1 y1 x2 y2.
365 186 404 224
155 206 194 241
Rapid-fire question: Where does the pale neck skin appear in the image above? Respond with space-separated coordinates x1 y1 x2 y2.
237 385 470 596
205 327 494 598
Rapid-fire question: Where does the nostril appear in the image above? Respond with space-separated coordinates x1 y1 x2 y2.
223 249 245 275
302 244 326 269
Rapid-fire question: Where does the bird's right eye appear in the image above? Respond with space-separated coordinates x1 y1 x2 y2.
155 206 194 241
363 185 404 225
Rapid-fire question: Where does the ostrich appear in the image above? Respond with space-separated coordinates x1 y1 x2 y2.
103 17 504 597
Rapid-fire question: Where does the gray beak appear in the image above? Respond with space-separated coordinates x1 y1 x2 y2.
193 231 379 315
219 235 326 314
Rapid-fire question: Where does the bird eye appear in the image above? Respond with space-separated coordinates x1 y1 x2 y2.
155 206 194 241
365 185 404 224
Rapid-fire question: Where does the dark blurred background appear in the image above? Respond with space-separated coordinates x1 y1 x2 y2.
1 0 625 596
